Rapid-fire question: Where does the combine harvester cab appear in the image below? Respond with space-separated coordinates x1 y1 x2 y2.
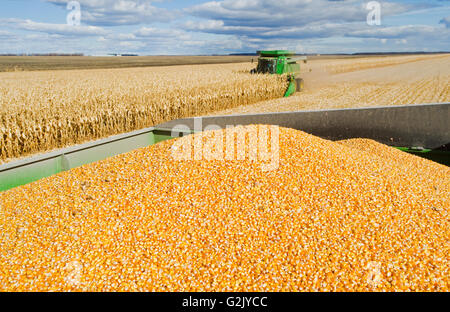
251 50 307 97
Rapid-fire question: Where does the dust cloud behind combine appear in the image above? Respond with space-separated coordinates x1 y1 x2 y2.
212 54 450 115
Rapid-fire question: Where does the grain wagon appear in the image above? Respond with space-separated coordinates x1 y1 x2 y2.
1 103 448 192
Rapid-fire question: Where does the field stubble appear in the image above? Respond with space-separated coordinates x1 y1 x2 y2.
324 54 447 74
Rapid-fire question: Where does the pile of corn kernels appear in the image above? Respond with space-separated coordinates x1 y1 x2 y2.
0 126 448 291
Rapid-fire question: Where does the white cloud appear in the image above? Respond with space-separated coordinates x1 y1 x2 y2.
1 18 107 36
0 30 14 39
185 20 450 41
182 1 450 52
134 27 189 40
185 20 271 36
118 40 146 49
83 26 197 54
186 0 414 28
440 16 450 28
347 24 447 39
1 1 449 55
46 0 175 26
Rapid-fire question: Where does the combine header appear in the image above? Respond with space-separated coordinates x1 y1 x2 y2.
251 50 307 97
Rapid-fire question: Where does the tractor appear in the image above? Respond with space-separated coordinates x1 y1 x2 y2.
251 50 307 97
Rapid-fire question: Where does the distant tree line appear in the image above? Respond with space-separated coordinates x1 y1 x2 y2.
108 53 139 56
0 53 84 56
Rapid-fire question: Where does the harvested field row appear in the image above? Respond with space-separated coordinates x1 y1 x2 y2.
0 63 285 163
324 54 448 74
0 126 448 291
0 55 255 72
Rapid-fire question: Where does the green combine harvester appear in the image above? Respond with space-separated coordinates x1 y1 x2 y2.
251 50 307 97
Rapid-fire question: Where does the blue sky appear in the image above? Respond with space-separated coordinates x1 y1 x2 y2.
0 0 449 55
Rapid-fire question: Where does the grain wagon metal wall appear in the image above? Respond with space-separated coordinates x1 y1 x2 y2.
159 103 450 149
1 103 448 192
0 128 187 192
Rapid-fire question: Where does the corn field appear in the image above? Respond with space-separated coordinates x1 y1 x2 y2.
0 63 286 162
